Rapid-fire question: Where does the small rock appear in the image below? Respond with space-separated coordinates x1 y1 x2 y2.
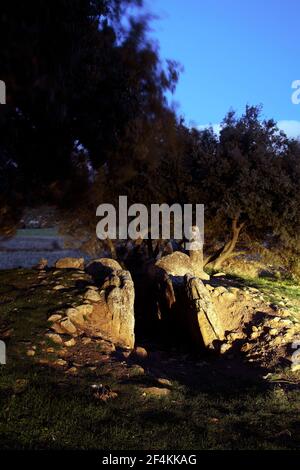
220 343 232 354
66 308 85 326
64 338 76 347
48 314 63 323
55 257 85 269
60 318 77 335
84 290 101 302
46 333 63 345
26 349 35 357
53 285 66 291
141 387 170 398
50 322 66 335
226 331 244 342
271 316 282 323
278 310 290 318
251 331 260 340
54 359 67 367
130 346 148 360
157 378 172 387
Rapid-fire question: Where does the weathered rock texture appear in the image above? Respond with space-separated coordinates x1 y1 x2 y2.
49 264 135 349
184 275 224 349
90 270 135 348
55 257 85 269
152 255 223 351
155 252 209 280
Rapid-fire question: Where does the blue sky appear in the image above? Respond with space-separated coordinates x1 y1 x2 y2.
145 0 300 137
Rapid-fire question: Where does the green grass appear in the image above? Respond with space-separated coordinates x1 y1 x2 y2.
1 362 300 450
1 268 300 450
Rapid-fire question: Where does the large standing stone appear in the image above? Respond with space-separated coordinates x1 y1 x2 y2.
49 268 135 349
184 275 224 349
152 260 223 350
89 270 135 349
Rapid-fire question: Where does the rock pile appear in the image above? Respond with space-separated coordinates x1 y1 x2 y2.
43 254 300 372
207 281 300 370
224 309 300 369
47 258 135 349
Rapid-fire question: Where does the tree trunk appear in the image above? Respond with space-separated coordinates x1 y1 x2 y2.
204 216 245 270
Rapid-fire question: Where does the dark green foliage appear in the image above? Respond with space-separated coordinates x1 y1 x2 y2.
1 3 300 267
0 0 179 233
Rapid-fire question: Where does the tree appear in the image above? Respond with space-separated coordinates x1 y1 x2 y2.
187 105 294 269
0 0 179 234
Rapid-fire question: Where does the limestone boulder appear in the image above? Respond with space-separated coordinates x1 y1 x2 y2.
184 275 224 349
91 270 134 348
55 257 85 270
85 258 122 283
152 268 223 351
155 252 209 280
49 268 135 349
